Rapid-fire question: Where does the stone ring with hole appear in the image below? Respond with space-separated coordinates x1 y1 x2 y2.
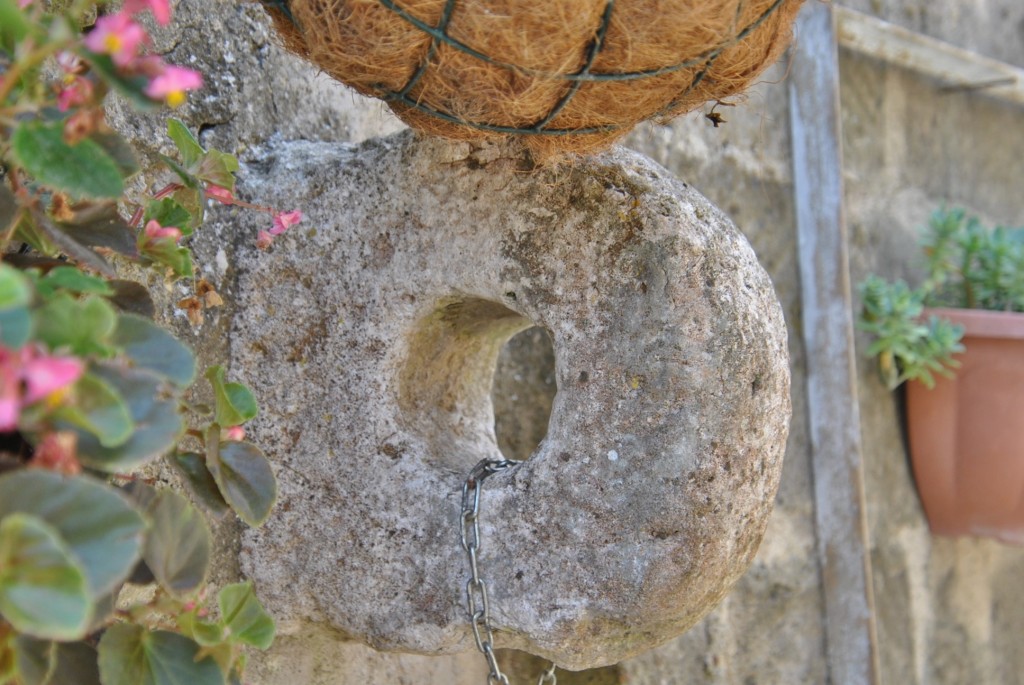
232 131 790 670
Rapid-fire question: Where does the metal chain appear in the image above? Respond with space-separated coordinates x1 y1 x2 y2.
460 458 557 685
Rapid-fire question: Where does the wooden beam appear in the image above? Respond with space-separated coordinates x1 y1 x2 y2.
836 6 1024 108
788 4 881 684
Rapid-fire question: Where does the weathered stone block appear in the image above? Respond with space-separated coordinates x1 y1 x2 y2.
232 131 790 670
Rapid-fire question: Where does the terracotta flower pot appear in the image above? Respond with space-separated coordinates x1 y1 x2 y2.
907 307 1024 544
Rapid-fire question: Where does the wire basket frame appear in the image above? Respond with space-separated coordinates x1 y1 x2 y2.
264 0 793 139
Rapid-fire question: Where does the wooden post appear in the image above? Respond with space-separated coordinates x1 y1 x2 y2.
788 3 881 684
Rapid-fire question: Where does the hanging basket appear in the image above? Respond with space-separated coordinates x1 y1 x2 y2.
263 0 803 157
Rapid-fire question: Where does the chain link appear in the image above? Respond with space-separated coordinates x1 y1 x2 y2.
460 458 557 685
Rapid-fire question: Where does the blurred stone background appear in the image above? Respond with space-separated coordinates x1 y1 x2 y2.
107 1 1024 682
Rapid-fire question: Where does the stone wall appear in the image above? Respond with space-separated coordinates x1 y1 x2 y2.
112 1 1024 682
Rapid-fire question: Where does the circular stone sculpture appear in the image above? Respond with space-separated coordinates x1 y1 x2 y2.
264 0 803 157
232 131 790 669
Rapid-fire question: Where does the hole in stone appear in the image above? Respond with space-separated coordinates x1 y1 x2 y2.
399 297 540 471
492 327 557 461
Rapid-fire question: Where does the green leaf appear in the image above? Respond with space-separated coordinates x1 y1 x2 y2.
89 131 140 180
176 613 223 647
166 452 230 517
97 624 225 685
107 280 156 319
73 365 183 471
205 367 258 427
0 471 146 598
0 263 31 309
194 151 238 191
218 582 275 650
0 307 32 348
144 198 195 237
58 204 138 258
113 314 196 387
12 212 61 260
10 122 124 200
206 439 276 527
11 636 56 685
10 630 101 685
30 209 115 277
34 292 118 357
172 185 204 226
50 641 101 685
54 371 134 449
0 263 33 347
167 120 205 169
138 488 211 597
140 239 193 279
40 266 114 296
0 0 32 50
0 513 91 640
159 154 200 190
0 181 19 235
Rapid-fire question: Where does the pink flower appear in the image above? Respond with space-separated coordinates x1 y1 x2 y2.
145 65 203 108
255 230 274 250
269 210 302 236
18 0 33 8
143 219 182 243
83 13 148 67
205 184 234 204
22 355 87 404
56 52 82 74
57 76 94 112
0 346 84 432
223 426 245 441
123 0 172 26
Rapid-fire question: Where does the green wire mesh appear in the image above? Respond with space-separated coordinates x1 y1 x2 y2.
262 0 789 137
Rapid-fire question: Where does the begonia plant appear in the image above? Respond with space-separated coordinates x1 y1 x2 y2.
1 1 297 683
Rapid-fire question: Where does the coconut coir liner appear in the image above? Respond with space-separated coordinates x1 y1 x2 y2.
266 0 803 158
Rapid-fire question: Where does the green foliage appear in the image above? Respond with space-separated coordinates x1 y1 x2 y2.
0 514 91 640
135 487 212 598
858 208 1021 389
205 438 277 528
98 625 224 685
0 264 33 348
218 583 275 650
0 471 146 599
1 3 281 682
10 122 125 200
206 366 258 427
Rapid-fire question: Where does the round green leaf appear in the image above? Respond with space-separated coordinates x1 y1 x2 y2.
0 472 145 598
112 314 196 387
0 514 91 640
141 490 211 598
218 582 275 650
54 371 134 449
74 365 184 471
0 264 33 347
10 122 124 200
167 119 204 169
0 307 32 348
176 613 223 648
97 624 224 685
50 641 101 685
166 452 229 517
40 266 114 296
33 293 118 358
206 441 277 528
0 263 31 309
11 636 56 685
205 367 257 427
